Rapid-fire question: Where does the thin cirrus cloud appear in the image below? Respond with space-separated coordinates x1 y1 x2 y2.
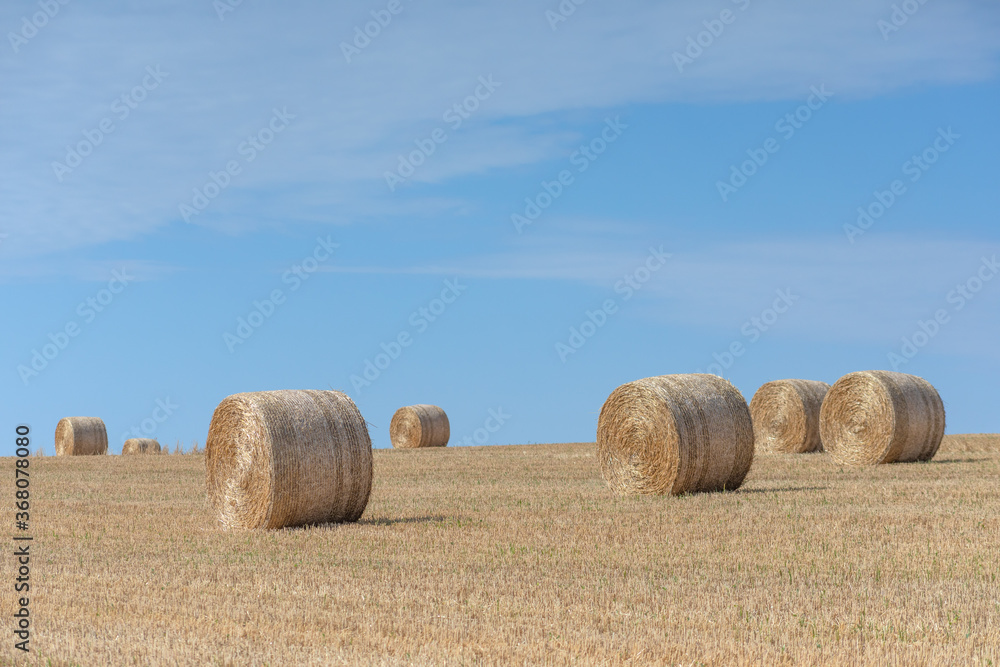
642 235 1000 356
319 230 1000 352
0 0 997 260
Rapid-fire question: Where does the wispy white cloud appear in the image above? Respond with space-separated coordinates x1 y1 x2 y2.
628 234 1000 359
0 0 997 257
0 257 183 283
319 217 657 281
322 228 1000 355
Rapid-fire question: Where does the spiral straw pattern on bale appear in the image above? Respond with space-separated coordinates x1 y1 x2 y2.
596 374 755 496
205 390 373 530
750 379 831 453
122 438 161 455
55 417 108 456
819 370 945 465
390 404 450 449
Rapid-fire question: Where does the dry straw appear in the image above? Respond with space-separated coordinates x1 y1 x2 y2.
820 370 945 465
205 390 373 530
597 374 755 496
122 438 161 455
54 417 108 456
750 379 830 454
390 405 450 449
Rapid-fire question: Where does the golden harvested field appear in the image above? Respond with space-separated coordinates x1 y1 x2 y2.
4 435 1000 666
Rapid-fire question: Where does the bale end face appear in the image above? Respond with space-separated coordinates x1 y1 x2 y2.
820 370 945 465
597 374 754 496
205 389 373 530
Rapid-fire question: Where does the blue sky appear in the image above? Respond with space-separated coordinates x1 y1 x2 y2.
1 0 998 454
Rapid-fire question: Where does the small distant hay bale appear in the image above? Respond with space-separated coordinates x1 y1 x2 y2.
55 417 108 456
750 379 831 453
390 405 450 449
820 370 945 465
205 390 373 530
122 438 161 455
596 374 755 496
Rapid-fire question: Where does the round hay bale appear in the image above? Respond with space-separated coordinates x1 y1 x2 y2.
122 438 161 455
820 370 945 465
596 374 755 496
205 390 372 530
54 417 108 456
390 405 450 449
750 379 831 454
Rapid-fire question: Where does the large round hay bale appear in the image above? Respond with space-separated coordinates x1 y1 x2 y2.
54 417 108 456
390 404 450 449
205 390 372 530
820 370 945 465
750 379 830 453
122 438 161 455
596 374 755 496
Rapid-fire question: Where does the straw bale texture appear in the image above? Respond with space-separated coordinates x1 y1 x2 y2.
750 379 830 453
54 417 108 456
205 390 372 530
596 374 754 496
390 405 450 449
820 370 945 465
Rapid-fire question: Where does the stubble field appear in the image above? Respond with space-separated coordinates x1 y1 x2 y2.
2 435 999 666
